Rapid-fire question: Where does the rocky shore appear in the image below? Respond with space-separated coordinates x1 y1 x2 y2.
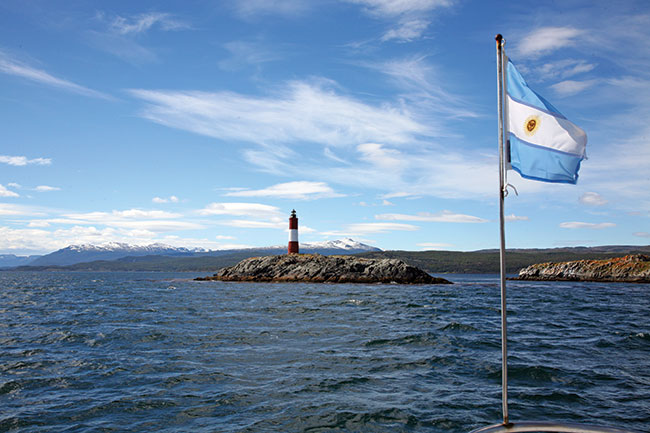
195 254 452 284
516 254 650 283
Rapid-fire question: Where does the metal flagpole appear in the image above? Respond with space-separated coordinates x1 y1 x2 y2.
495 33 509 425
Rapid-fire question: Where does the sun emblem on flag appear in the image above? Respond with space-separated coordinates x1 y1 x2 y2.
524 115 541 137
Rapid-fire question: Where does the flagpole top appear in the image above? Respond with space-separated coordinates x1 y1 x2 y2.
495 34 504 47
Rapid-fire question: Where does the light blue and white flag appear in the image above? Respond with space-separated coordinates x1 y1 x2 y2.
506 60 587 184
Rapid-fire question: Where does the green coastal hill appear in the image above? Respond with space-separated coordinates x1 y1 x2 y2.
8 245 650 274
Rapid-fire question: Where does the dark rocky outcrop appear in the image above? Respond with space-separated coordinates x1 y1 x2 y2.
516 254 650 283
195 254 452 284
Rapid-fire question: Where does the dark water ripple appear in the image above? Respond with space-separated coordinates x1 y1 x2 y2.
0 272 648 432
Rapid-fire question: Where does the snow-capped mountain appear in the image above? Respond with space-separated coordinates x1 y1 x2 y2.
301 238 379 252
66 242 206 254
29 243 206 267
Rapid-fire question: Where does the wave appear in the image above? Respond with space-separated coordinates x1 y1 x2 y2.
439 322 478 332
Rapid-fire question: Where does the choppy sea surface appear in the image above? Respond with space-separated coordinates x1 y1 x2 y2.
1 271 648 432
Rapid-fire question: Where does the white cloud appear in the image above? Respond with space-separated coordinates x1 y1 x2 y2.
0 184 19 198
0 224 234 254
0 50 111 99
551 79 598 97
357 143 406 171
514 27 584 59
505 214 529 222
0 203 46 216
313 145 499 200
197 202 283 218
152 195 179 204
43 209 202 233
225 181 344 200
634 232 650 238
559 221 616 229
580 192 607 206
0 155 52 166
324 222 418 236
381 191 414 199
417 242 452 250
64 209 183 221
28 220 51 228
376 210 488 223
215 235 236 240
35 185 60 192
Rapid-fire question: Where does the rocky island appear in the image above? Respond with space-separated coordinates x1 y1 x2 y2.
516 254 650 283
195 254 452 284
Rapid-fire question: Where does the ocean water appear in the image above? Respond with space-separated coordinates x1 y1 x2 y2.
0 272 648 433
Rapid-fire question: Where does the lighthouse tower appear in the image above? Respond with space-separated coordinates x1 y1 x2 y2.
288 209 299 254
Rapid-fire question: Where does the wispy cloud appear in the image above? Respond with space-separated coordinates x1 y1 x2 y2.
129 79 431 147
233 0 311 18
109 12 189 35
382 19 429 42
513 27 584 59
90 11 190 63
559 221 616 229
0 155 51 166
35 185 60 192
219 40 286 71
225 181 344 200
376 210 488 223
0 50 111 99
370 55 479 118
634 232 650 238
346 0 454 42
551 79 598 97
536 59 596 81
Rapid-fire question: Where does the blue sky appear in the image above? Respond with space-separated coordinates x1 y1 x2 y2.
1 0 649 255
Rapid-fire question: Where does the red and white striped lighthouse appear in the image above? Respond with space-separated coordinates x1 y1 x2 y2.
288 209 299 254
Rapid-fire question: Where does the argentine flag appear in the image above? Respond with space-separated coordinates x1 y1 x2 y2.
506 60 587 184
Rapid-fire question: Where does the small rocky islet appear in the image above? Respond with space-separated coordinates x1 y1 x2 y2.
195 253 452 284
516 254 650 283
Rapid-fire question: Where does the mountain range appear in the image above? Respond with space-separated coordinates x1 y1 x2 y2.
0 239 380 268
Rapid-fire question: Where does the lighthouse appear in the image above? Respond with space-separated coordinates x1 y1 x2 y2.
288 209 299 254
